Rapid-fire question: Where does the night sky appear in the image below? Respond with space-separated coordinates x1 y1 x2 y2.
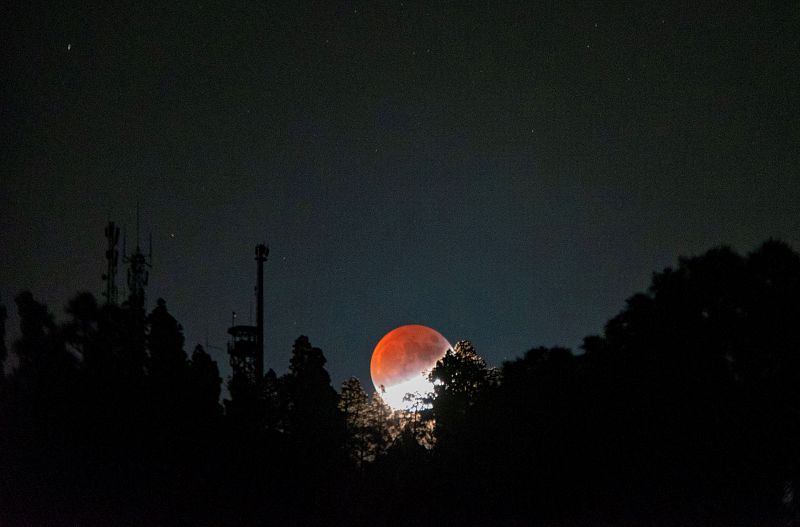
3 2 798 389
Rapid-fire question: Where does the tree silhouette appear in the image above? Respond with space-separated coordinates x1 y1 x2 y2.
265 336 347 522
1 293 82 519
147 297 187 378
13 291 68 370
572 240 800 521
283 336 344 450
367 391 396 457
339 376 372 467
145 297 192 441
260 367 283 431
488 346 584 518
0 298 7 375
62 291 99 359
428 339 492 446
189 344 222 413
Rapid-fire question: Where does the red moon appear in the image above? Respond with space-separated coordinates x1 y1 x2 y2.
370 325 452 409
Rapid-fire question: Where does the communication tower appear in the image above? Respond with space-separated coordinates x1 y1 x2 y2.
228 324 258 381
123 206 152 309
102 221 120 305
228 243 268 383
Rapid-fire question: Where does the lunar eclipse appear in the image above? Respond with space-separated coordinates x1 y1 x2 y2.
370 325 452 410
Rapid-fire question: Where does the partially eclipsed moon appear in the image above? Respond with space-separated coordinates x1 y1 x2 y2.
370 325 452 410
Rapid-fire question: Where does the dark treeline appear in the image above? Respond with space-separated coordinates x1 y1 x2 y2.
2 239 800 526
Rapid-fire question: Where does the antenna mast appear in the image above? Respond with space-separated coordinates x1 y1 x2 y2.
255 243 269 381
227 244 268 385
123 205 152 309
102 221 120 305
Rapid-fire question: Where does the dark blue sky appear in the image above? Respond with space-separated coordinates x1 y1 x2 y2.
3 2 798 388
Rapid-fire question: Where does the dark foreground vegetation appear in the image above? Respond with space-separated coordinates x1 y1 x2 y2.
2 239 800 526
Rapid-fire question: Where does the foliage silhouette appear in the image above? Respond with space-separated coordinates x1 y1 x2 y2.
340 377 401 467
340 377 372 467
0 298 6 365
3 239 800 525
427 339 494 447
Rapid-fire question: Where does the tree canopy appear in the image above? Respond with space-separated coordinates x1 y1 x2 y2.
2 239 800 525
